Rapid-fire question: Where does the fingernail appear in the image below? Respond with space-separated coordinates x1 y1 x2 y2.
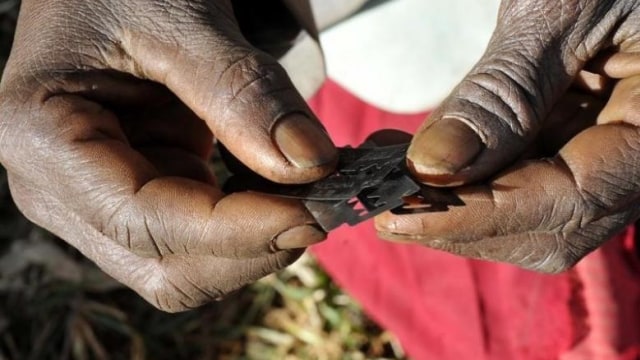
273 114 337 168
272 224 326 251
408 117 483 176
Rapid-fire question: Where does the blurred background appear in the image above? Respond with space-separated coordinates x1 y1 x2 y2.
0 1 406 359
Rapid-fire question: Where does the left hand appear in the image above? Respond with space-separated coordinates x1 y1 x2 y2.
0 0 336 312
376 0 640 273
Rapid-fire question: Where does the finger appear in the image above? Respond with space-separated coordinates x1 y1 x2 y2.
407 2 623 186
598 75 640 126
116 4 337 184
377 123 640 273
587 52 640 80
3 95 325 259
8 175 302 312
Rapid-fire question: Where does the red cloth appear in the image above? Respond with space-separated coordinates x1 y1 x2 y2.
309 80 640 360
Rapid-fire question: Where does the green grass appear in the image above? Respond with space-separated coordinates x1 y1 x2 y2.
0 2 406 359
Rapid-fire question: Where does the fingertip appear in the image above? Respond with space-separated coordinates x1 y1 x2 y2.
374 211 415 236
375 213 434 245
373 211 396 233
407 117 483 186
271 224 326 251
209 192 323 258
219 112 338 184
272 113 338 171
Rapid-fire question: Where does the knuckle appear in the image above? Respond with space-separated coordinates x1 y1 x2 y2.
214 51 293 107
524 233 581 274
102 201 174 258
0 96 20 165
461 66 539 137
138 262 223 313
131 261 184 312
7 176 48 226
532 255 577 274
149 289 197 313
11 4 116 71
0 87 47 169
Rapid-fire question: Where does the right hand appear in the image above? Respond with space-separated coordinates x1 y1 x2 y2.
0 0 337 312
376 0 640 273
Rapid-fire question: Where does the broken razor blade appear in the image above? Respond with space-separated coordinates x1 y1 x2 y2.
223 143 464 232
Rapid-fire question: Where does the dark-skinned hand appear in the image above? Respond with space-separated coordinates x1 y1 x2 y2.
0 0 337 312
377 0 640 273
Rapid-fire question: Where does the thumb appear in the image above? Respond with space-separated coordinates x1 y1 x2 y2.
407 1 619 186
118 9 336 184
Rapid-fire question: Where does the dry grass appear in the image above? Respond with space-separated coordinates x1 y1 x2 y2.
0 2 406 359
0 232 406 359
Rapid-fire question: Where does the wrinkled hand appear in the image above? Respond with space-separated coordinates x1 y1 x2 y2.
377 0 640 272
0 0 337 311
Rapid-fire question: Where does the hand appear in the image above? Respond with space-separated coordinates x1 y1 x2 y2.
0 0 337 311
376 0 640 273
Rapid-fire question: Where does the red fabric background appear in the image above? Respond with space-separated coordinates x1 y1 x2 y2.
309 80 640 360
